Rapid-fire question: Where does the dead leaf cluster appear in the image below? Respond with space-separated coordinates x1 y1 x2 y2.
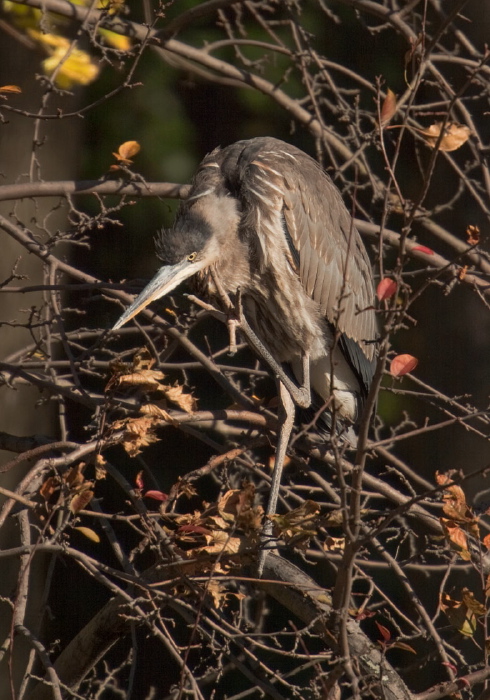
271 500 320 549
108 347 197 418
162 484 263 575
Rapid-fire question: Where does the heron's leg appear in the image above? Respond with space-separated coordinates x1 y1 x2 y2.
236 306 311 409
256 380 295 577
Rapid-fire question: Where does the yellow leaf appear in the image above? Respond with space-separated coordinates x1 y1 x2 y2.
441 592 480 637
74 526 100 543
35 35 100 89
3 1 42 30
98 27 131 51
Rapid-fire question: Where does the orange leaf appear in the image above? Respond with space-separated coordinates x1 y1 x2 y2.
376 277 397 301
390 354 418 377
113 140 140 165
40 476 58 501
379 89 397 128
466 225 480 246
441 519 471 560
0 85 21 94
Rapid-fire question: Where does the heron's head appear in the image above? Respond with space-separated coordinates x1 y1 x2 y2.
112 194 240 330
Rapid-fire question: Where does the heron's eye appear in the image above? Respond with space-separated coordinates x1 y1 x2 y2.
187 252 197 262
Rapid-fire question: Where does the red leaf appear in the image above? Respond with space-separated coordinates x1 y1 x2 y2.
441 662 458 673
375 621 391 643
144 490 168 502
135 470 144 490
390 354 418 377
376 277 397 301
412 245 434 255
178 525 210 535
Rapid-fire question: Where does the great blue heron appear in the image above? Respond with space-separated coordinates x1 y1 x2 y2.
113 136 377 571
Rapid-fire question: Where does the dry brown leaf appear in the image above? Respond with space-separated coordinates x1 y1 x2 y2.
139 402 172 421
40 476 58 502
163 384 197 413
95 454 107 480
323 509 344 527
117 369 166 391
441 591 481 637
207 515 230 531
216 486 262 531
207 579 228 608
70 489 94 514
120 416 160 457
65 463 86 488
200 530 242 557
462 588 486 616
132 347 155 371
272 501 320 549
420 122 471 152
323 536 345 553
440 518 471 560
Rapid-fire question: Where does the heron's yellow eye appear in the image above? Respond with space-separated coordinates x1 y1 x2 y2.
187 252 197 262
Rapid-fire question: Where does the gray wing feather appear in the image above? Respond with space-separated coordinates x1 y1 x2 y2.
282 160 376 360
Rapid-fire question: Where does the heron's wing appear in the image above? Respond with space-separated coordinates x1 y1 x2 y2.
281 163 376 359
221 138 377 391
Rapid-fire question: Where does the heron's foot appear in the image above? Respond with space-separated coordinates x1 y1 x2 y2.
227 317 239 356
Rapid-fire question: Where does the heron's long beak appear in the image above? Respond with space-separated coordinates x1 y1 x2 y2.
112 259 196 330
